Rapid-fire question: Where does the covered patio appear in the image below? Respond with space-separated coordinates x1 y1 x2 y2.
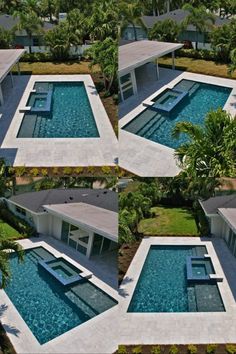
0 49 25 106
118 40 183 103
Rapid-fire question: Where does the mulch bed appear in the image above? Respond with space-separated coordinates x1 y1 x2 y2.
116 344 235 353
119 241 141 285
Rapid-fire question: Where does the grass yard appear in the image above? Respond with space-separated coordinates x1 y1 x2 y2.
159 56 236 79
0 219 21 240
138 206 199 236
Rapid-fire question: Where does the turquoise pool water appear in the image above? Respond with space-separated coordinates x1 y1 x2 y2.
128 245 225 313
4 247 117 344
123 80 231 149
17 82 99 138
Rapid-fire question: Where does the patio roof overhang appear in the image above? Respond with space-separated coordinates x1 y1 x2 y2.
0 49 25 105
119 40 183 76
43 202 118 242
218 208 236 234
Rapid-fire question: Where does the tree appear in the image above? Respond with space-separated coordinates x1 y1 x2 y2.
172 109 236 178
0 26 12 49
211 19 236 62
39 0 60 23
14 10 43 54
0 236 24 288
182 4 215 50
119 1 146 41
228 48 236 76
87 38 117 94
148 19 180 42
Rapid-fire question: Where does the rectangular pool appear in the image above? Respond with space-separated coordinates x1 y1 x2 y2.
17 82 99 138
128 245 225 313
123 80 232 149
4 247 117 344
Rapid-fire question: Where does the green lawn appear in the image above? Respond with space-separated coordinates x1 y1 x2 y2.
138 207 199 236
0 219 21 240
158 56 236 80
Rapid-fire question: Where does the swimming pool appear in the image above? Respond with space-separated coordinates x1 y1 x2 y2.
128 245 225 313
123 80 231 149
4 247 117 344
17 82 99 138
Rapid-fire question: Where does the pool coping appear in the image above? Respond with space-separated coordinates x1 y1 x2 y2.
119 72 236 176
1 75 118 167
0 239 120 354
118 237 236 345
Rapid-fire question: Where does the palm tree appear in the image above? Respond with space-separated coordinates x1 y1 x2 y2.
14 10 43 54
182 4 215 50
89 0 117 41
172 109 236 178
0 238 24 288
119 1 147 41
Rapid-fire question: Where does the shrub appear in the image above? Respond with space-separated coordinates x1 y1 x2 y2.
20 52 53 63
132 346 142 354
41 168 48 177
118 345 127 354
52 167 59 175
188 344 198 354
0 203 35 237
29 168 39 177
14 166 26 177
62 167 73 175
151 345 161 354
206 344 218 353
73 167 83 175
101 166 112 175
169 345 179 354
177 48 217 61
226 345 236 354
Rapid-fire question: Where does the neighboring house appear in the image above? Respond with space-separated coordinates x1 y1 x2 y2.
122 9 230 49
0 14 54 51
4 188 118 259
200 194 236 256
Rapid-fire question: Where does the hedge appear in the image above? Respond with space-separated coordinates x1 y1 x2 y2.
0 202 36 237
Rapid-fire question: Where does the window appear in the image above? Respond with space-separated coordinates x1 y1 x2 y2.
16 206 26 216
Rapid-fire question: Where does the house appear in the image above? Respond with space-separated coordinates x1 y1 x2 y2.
122 9 230 49
200 194 236 256
0 14 54 51
3 188 118 258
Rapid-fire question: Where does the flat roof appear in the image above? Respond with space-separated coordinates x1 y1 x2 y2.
200 195 236 216
218 208 236 233
43 202 118 242
119 40 183 76
0 49 25 83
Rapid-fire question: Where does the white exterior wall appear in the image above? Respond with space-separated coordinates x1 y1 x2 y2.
50 214 63 240
210 215 224 237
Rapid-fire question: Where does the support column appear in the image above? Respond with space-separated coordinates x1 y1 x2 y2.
17 61 21 75
156 60 159 80
0 84 4 106
86 231 95 258
172 51 175 70
130 69 138 95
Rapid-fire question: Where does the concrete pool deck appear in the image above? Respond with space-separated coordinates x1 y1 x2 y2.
119 71 236 176
0 75 118 167
118 237 236 346
0 238 120 354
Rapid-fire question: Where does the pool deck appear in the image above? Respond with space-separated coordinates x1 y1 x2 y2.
0 75 118 167
119 71 236 176
118 237 236 346
0 238 120 354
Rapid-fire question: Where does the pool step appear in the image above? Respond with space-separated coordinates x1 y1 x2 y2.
66 287 98 318
189 83 200 96
124 109 157 134
17 115 37 138
144 116 166 139
195 284 225 312
187 287 197 312
137 115 161 136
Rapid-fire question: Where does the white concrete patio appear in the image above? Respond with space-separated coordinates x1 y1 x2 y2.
0 75 118 167
119 71 236 176
118 237 236 346
0 238 120 354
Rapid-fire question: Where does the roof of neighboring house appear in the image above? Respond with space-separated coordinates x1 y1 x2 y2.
200 194 236 215
0 49 25 83
119 39 183 75
0 14 54 36
140 9 230 31
218 208 236 233
44 202 118 241
8 188 117 213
